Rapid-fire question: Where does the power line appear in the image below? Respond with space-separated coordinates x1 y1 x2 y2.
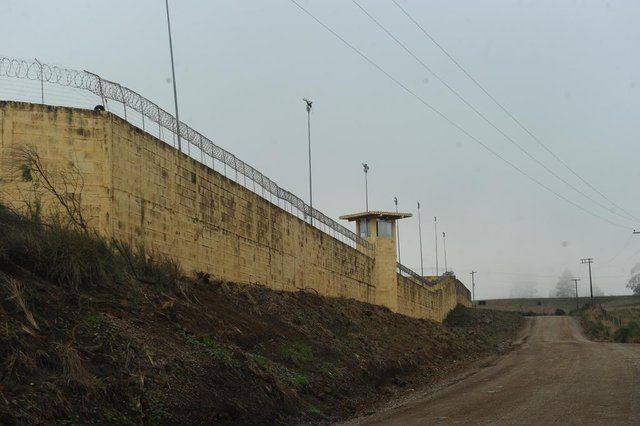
352 0 636 226
288 0 630 230
391 0 640 224
601 234 635 264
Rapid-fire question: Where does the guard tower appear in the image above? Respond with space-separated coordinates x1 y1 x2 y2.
340 211 412 311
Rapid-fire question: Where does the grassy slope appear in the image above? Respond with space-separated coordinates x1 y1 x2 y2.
478 296 640 316
0 206 524 425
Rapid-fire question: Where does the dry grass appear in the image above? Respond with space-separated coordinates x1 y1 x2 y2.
55 343 99 390
2 273 39 331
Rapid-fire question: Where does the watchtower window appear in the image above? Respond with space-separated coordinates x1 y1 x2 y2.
376 219 392 237
358 218 369 238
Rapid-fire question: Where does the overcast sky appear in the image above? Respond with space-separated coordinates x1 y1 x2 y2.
2 0 639 299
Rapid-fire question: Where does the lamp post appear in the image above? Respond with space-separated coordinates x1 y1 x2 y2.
442 231 448 273
434 216 439 275
394 197 401 263
418 202 424 276
362 163 370 211
303 98 313 225
470 271 477 307
165 0 182 153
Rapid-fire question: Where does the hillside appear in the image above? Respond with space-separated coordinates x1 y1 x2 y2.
0 204 524 425
478 296 640 316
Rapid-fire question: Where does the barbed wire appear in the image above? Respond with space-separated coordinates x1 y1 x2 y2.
0 56 376 254
397 262 432 287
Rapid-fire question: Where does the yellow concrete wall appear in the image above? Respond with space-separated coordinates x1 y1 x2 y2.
0 102 112 234
0 102 471 321
397 275 471 321
397 274 442 320
107 113 374 301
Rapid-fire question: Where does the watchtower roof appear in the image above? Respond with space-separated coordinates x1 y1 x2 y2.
339 211 412 221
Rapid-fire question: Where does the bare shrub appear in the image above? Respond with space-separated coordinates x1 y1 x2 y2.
10 146 89 232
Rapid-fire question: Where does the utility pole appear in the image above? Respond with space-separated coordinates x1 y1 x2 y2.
580 258 594 307
572 278 581 312
470 271 477 307
165 0 182 153
363 163 370 211
417 202 424 276
434 216 439 276
442 231 448 273
394 197 401 263
303 98 313 225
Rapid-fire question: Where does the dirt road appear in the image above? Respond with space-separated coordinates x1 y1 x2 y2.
347 316 640 425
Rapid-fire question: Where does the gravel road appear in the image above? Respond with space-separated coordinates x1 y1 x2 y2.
347 316 640 425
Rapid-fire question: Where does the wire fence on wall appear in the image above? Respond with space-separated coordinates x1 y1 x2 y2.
397 263 435 287
0 57 437 286
0 56 377 255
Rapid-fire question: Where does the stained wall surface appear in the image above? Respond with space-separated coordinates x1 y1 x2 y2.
0 102 470 321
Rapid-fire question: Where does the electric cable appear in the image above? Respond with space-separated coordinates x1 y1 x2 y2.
391 0 640 223
353 0 636 225
288 0 630 230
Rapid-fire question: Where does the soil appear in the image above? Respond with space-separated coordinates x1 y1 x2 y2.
345 316 640 425
0 215 524 425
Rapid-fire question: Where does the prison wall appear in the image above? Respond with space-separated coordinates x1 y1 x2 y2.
0 102 112 235
0 102 470 321
107 111 374 301
397 274 442 320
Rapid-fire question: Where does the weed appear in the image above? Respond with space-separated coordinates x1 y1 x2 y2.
251 354 308 389
84 314 105 328
0 208 124 290
584 319 609 339
180 329 239 367
113 240 185 294
555 308 566 316
1 274 39 330
279 341 314 366
614 322 640 343
55 343 98 390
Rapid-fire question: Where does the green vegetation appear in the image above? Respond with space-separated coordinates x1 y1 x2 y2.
180 329 240 367
251 354 309 389
555 308 566 316
279 341 315 366
613 322 640 343
0 204 184 294
583 318 610 340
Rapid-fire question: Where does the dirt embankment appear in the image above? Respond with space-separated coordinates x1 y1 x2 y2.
0 206 524 425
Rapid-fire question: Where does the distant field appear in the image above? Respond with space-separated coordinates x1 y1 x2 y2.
477 295 640 319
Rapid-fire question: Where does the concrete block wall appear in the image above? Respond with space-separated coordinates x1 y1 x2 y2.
0 102 112 234
0 102 471 322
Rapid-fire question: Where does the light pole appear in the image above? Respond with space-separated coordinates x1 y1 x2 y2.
434 216 439 275
165 0 182 153
470 270 477 307
417 202 424 276
394 197 401 263
362 163 370 211
442 231 448 273
303 98 313 225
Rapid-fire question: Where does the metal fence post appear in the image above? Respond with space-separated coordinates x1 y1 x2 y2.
34 58 44 104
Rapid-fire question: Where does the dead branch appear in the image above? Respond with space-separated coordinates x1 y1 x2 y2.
10 146 89 232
